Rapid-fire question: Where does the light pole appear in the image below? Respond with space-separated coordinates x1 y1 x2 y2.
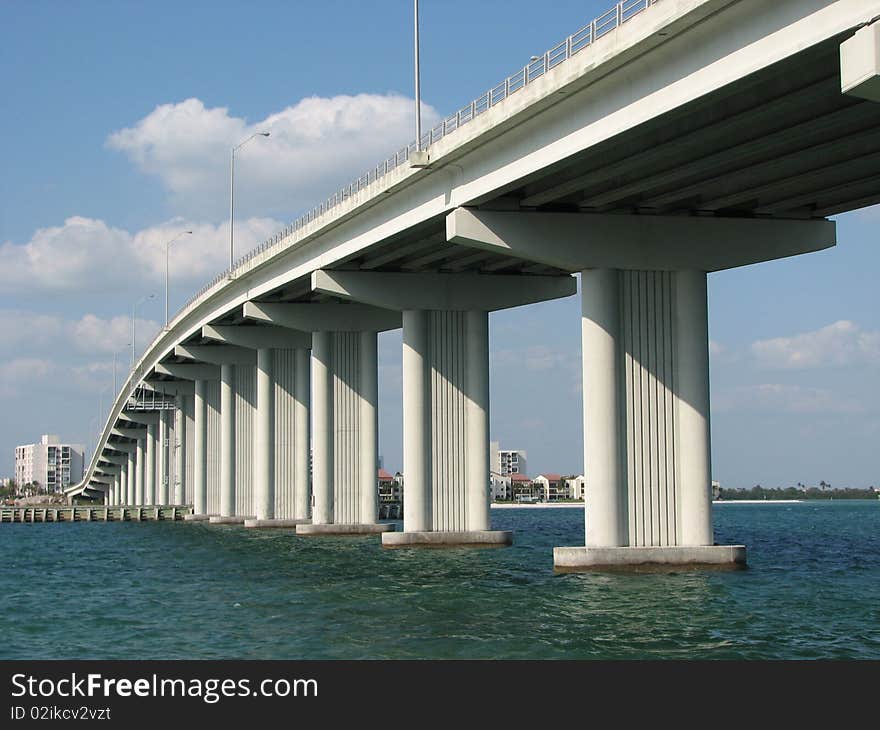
414 0 422 150
229 132 270 273
131 294 156 368
164 230 193 328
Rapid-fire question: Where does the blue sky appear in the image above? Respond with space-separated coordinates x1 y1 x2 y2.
1 0 877 488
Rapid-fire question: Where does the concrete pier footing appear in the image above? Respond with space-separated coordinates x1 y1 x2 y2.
553 545 747 572
184 513 216 522
244 518 310 528
296 523 395 536
382 530 513 548
209 515 253 525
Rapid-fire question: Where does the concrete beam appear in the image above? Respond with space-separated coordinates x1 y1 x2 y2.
841 22 880 102
143 379 195 396
174 343 256 366
106 442 137 454
311 270 576 311
96 465 122 475
118 412 159 426
154 362 220 381
202 324 311 350
446 208 836 272
244 301 402 333
112 427 146 439
99 453 128 465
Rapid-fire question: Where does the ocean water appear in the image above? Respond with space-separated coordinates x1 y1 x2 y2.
1 501 878 659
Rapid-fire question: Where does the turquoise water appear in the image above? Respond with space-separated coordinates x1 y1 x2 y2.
2 501 878 659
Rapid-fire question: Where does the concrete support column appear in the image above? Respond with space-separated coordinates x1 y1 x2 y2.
111 475 118 506
135 437 145 506
402 310 431 532
581 268 625 548
465 310 490 532
311 332 333 525
145 423 156 506
294 347 311 521
675 270 714 546
193 379 208 515
174 395 185 504
126 453 134 505
254 348 275 521
220 363 236 517
157 411 168 504
359 331 378 525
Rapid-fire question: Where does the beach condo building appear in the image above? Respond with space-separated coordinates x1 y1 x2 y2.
14 434 84 494
566 475 586 501
490 440 528 477
534 474 570 501
490 471 512 501
510 473 538 502
378 468 401 503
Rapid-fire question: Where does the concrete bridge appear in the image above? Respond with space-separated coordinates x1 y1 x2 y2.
68 0 880 569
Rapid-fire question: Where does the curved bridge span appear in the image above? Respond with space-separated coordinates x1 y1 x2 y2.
70 0 880 570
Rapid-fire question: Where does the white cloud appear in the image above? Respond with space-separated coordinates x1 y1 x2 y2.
0 310 159 359
0 358 55 398
0 216 282 297
709 340 726 357
714 383 866 415
71 314 160 355
107 95 440 219
750 320 880 370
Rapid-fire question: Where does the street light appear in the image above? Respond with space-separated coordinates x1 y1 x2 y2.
229 132 270 273
164 230 193 328
131 293 156 367
414 0 422 151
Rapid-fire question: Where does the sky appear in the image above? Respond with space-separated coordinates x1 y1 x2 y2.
0 0 877 488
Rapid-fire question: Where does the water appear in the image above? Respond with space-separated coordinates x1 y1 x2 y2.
2 501 878 659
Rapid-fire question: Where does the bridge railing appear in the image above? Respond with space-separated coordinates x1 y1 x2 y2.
78 0 663 496
179 0 660 311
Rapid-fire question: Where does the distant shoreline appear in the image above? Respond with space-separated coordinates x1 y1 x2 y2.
713 499 803 504
491 502 583 509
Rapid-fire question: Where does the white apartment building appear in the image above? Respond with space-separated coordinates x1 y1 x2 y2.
14 435 84 493
490 441 528 477
490 471 512 501
566 475 586 500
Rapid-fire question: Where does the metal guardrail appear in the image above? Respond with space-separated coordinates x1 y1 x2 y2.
126 387 176 411
179 0 660 312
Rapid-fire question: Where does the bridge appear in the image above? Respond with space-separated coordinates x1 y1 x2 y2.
67 0 880 569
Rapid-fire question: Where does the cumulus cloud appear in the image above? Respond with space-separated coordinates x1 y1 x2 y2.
106 95 440 219
0 310 160 359
0 358 55 398
0 215 282 297
714 384 866 415
750 320 880 370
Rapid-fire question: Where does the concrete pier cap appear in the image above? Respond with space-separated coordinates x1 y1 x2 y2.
296 523 396 536
209 515 253 525
184 513 217 522
244 518 310 529
382 530 513 548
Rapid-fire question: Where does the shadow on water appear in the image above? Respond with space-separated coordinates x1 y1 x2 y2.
1 502 878 659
